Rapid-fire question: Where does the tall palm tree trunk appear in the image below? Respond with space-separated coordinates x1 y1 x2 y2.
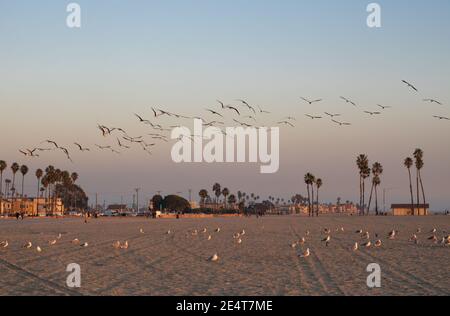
407 169 414 216
21 175 25 197
375 185 379 216
367 182 375 216
362 180 366 216
306 184 311 217
416 172 420 216
359 176 363 216
316 189 319 217
419 171 426 216
0 172 3 199
310 185 315 217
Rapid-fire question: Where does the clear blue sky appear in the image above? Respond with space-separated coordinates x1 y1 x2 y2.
1 1 449 210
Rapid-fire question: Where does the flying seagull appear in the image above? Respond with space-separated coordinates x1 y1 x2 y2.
433 115 449 120
74 143 90 152
340 96 357 106
300 97 323 105
402 80 418 92
332 119 351 126
257 105 271 114
324 112 341 118
364 111 381 116
225 105 240 115
377 104 392 110
277 121 295 127
236 99 256 114
305 114 322 120
205 109 224 117
423 99 443 105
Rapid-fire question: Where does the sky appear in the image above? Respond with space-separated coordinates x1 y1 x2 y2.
0 0 449 210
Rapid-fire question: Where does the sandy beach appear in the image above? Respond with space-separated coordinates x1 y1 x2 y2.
0 215 449 296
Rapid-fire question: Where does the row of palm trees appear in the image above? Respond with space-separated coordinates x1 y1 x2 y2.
356 155 384 215
404 149 427 215
0 160 80 213
356 149 426 216
304 173 323 217
199 184 291 210
0 161 31 198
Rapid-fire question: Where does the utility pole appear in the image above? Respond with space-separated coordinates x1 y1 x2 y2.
135 188 141 214
95 193 98 213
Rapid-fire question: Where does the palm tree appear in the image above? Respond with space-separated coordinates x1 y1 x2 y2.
404 157 415 215
237 191 242 203
212 183 221 206
367 162 383 215
10 162 19 198
20 165 29 197
304 173 314 217
228 194 236 207
316 178 323 217
199 189 208 206
414 149 426 215
71 172 78 184
310 175 316 216
222 188 230 208
4 179 11 198
0 160 6 198
373 175 381 215
35 169 43 198
356 154 370 216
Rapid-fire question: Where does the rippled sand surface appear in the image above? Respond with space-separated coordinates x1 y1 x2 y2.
0 215 448 296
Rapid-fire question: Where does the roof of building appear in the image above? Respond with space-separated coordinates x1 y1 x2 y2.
391 204 429 208
107 204 127 210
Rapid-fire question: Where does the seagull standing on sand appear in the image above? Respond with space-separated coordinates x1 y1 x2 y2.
1 241 8 248
374 240 382 247
215 228 221 233
72 238 80 244
352 242 359 251
36 246 42 253
362 241 372 248
80 242 89 247
322 235 331 247
299 248 310 258
23 241 33 249
388 230 396 239
49 239 57 246
209 253 219 262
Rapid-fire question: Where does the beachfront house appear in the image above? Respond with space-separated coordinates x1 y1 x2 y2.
391 204 429 216
0 197 64 217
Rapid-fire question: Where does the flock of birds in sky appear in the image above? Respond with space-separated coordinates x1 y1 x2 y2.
16 79 447 163
1 224 448 262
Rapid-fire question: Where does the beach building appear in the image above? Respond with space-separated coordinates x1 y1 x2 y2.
391 204 429 216
0 197 64 217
